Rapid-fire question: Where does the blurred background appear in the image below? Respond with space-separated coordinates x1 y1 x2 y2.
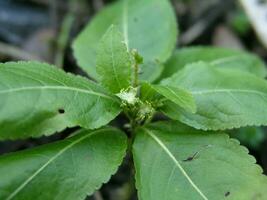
0 0 267 199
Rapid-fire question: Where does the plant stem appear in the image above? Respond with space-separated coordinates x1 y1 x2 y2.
93 191 103 200
124 109 139 200
0 42 41 61
133 62 139 88
123 167 135 200
54 0 76 67
123 139 136 200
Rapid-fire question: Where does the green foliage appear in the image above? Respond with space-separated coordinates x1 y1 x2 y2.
150 85 196 113
160 46 267 80
0 62 121 140
0 128 127 200
133 121 267 200
139 62 164 83
229 10 251 36
73 0 177 82
160 62 267 130
1 0 267 199
96 25 132 93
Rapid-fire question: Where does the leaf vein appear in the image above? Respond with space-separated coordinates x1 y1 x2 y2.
0 86 115 101
192 89 267 97
5 130 103 200
144 128 208 200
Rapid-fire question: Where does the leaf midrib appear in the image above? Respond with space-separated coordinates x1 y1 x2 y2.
143 128 209 200
110 27 123 90
211 55 241 65
5 129 104 200
164 87 188 105
0 85 116 101
122 0 129 49
192 88 267 98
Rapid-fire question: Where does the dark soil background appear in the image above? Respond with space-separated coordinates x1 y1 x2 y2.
0 0 267 199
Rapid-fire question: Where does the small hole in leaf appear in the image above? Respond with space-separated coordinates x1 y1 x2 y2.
225 191 230 197
58 108 65 114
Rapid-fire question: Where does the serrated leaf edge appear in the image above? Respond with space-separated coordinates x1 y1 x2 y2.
5 128 127 200
134 124 266 200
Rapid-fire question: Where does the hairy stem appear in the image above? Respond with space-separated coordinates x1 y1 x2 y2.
131 49 142 88
133 62 139 88
54 0 76 67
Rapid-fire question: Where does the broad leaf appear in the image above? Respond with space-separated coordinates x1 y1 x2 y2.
151 85 196 113
73 0 177 82
0 61 121 140
96 25 132 93
133 121 267 200
140 83 196 113
140 82 160 102
160 62 267 130
0 128 127 200
139 61 164 83
160 46 267 80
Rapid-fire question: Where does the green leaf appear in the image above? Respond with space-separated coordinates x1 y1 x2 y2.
140 83 196 113
160 62 267 130
73 0 177 82
151 85 196 113
0 61 121 140
0 128 127 200
96 25 132 93
160 46 267 80
139 61 164 83
133 121 267 200
140 82 160 102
